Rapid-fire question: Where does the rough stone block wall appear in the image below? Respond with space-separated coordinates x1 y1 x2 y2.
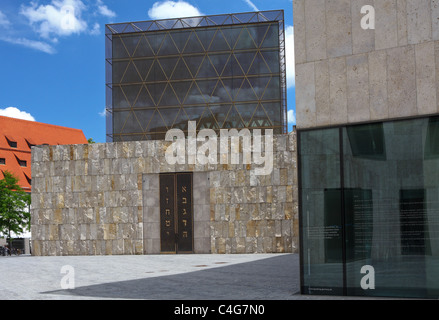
30 133 298 255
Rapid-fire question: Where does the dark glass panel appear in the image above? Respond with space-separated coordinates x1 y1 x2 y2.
170 81 193 104
112 60 130 84
170 29 192 53
157 56 179 80
261 76 280 100
247 76 271 99
134 85 155 108
121 134 145 142
113 110 132 133
120 35 141 57
261 102 281 126
211 79 230 103
121 61 142 83
221 77 245 102
195 28 217 51
146 82 167 106
133 59 154 81
234 27 257 50
248 104 270 128
198 107 219 130
145 59 167 82
133 108 155 131
196 79 219 103
184 81 205 104
158 33 179 55
144 32 167 55
209 104 232 128
221 53 248 78
172 58 194 80
157 107 180 129
106 59 112 84
122 111 144 134
425 116 439 159
234 52 257 76
248 51 275 76
208 53 230 76
235 78 258 102
147 109 167 133
196 56 218 79
235 103 258 126
160 84 180 107
209 28 231 52
246 23 270 48
299 128 343 296
184 106 207 125
112 36 129 59
346 123 386 160
183 55 205 78
341 119 439 298
133 35 154 57
260 23 279 48
260 51 280 73
221 26 242 50
183 30 205 53
223 105 245 129
173 108 190 130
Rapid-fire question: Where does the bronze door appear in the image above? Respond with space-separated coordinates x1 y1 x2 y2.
160 173 193 253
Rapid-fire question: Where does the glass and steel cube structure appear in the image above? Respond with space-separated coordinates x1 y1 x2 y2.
105 10 287 141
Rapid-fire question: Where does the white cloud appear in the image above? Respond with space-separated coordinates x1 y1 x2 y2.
285 25 295 88
0 36 56 54
287 109 296 125
20 0 88 40
0 10 10 27
148 1 202 20
97 0 116 18
99 108 107 117
243 0 259 12
90 22 101 35
0 107 36 122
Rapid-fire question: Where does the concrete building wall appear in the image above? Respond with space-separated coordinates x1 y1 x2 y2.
294 0 439 129
30 134 298 256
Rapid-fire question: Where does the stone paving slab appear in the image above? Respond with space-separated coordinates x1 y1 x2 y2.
0 253 394 300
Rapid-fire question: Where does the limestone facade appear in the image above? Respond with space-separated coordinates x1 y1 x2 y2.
294 0 439 128
30 133 298 256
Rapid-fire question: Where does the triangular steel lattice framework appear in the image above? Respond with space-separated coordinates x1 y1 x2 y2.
105 10 287 142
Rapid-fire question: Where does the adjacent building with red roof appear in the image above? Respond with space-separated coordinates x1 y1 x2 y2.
0 116 88 192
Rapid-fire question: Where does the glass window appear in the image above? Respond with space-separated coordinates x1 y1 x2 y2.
299 116 439 299
8 140 17 148
0 158 5 165
109 20 286 139
299 128 343 296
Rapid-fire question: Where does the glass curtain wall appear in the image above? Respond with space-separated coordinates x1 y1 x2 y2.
299 116 439 299
106 11 287 142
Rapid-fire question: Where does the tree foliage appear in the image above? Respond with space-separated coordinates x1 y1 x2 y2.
0 171 31 242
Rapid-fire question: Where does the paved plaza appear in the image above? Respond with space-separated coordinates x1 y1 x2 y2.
0 253 395 300
0 253 296 300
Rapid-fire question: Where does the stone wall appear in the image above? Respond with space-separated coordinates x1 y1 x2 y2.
30 133 298 255
294 0 439 129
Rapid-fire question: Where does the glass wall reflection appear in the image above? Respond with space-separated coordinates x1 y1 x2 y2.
110 22 285 141
299 116 439 299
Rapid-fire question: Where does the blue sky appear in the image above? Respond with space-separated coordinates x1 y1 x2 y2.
0 0 295 143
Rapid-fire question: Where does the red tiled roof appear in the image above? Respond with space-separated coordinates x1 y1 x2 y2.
0 116 88 191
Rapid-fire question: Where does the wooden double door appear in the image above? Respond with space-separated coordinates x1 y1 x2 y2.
159 173 193 253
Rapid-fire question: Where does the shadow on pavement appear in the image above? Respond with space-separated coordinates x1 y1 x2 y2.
43 254 300 300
